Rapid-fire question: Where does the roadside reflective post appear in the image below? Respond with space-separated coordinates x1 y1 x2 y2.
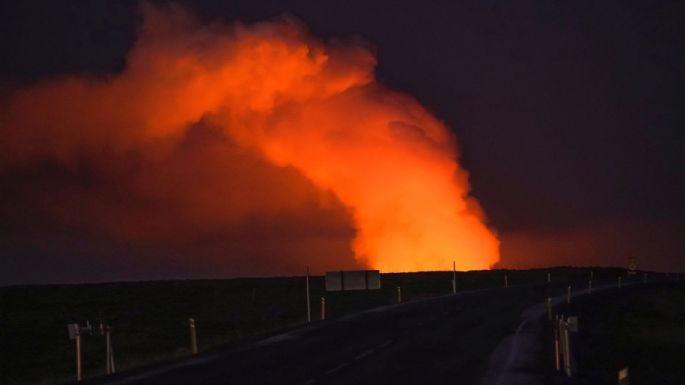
558 316 577 377
396 286 402 304
567 286 571 304
75 325 82 382
554 316 560 371
189 318 198 355
320 297 326 320
547 297 553 320
504 274 509 288
618 366 629 385
105 325 112 375
563 320 572 377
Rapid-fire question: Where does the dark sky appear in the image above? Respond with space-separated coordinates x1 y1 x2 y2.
1 0 684 284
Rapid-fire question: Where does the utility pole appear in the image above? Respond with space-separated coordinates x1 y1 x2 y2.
306 266 311 323
452 261 457 294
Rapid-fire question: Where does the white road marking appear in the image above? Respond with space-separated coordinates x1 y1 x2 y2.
494 319 528 385
324 363 349 375
92 355 218 385
256 333 296 346
354 349 374 360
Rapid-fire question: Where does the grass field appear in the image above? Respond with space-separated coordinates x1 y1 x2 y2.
548 278 685 384
0 267 634 385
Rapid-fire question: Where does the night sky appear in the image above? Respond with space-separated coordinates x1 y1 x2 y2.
1 0 683 285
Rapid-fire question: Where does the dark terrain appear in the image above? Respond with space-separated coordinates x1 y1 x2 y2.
0 268 661 385
546 278 685 385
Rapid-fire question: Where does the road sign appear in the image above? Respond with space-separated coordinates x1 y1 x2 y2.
325 270 381 291
628 259 637 275
67 324 79 340
67 321 92 340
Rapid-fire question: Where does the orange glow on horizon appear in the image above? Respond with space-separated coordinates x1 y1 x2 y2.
1 4 499 272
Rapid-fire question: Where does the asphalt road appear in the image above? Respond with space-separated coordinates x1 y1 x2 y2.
87 282 572 385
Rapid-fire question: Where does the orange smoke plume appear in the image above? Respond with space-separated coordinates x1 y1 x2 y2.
1 4 498 272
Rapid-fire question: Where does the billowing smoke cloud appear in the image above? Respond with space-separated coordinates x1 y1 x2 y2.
0 3 498 278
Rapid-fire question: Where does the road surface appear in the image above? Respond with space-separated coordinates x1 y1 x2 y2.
87 282 575 385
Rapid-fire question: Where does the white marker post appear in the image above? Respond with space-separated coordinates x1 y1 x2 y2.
397 286 402 304
306 266 311 323
105 325 116 374
554 315 563 372
110 337 116 374
590 271 594 281
547 297 552 320
320 297 326 320
618 366 629 385
504 274 509 289
75 324 82 382
547 272 551 283
567 286 571 304
563 319 572 377
558 316 566 372
452 261 457 295
554 316 560 371
105 325 112 375
189 318 198 355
